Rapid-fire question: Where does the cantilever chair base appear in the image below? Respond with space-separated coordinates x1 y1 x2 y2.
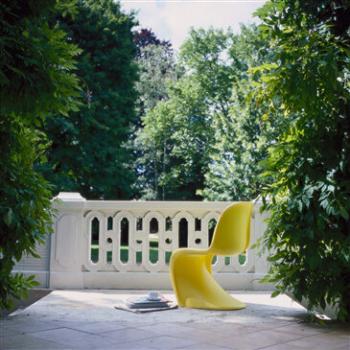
170 202 253 311
170 248 246 310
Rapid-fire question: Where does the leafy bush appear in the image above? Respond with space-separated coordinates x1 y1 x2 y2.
0 118 52 308
255 0 350 321
0 0 79 309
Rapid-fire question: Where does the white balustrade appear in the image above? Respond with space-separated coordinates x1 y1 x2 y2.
15 192 271 290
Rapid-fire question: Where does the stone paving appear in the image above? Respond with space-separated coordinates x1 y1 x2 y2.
1 290 349 350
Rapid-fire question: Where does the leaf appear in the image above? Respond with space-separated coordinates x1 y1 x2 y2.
271 290 280 298
3 208 13 227
339 206 349 220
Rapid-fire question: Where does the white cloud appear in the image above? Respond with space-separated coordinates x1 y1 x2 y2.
120 0 265 51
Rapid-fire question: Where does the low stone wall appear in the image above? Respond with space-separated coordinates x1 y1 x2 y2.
14 192 272 291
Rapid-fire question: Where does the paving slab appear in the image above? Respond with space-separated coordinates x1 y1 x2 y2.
0 332 69 350
1 290 349 350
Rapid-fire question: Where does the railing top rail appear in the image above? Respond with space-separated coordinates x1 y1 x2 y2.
51 193 263 213
83 200 233 210
52 193 237 211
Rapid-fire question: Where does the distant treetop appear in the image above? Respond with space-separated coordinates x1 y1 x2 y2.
134 28 172 57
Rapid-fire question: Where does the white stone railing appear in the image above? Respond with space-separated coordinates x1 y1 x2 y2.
45 192 270 290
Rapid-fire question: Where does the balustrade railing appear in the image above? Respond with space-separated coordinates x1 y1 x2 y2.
15 192 271 290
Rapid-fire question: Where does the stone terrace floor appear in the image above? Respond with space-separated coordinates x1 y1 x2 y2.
1 290 349 350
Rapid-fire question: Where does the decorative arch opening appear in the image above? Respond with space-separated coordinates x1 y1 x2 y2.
208 218 217 247
90 217 99 263
179 218 188 248
166 217 172 231
149 218 159 264
120 218 129 263
195 218 201 231
107 216 113 230
239 253 247 265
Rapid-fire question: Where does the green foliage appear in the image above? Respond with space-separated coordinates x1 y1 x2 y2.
136 43 177 117
0 0 80 119
132 30 178 198
0 118 51 309
202 25 284 201
0 0 80 309
179 28 235 118
136 28 236 199
255 0 350 321
134 28 172 59
135 25 283 202
136 77 213 199
42 0 138 199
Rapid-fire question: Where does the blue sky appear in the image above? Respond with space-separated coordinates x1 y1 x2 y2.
120 0 265 51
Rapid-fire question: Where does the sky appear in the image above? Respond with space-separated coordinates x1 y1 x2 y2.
120 0 266 51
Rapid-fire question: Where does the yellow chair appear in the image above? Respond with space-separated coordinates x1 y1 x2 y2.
170 202 253 310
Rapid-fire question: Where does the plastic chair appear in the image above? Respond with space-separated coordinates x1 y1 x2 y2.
170 202 253 310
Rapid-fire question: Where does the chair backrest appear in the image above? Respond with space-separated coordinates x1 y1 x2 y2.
208 202 253 256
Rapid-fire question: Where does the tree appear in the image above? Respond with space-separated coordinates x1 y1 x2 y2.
0 0 79 308
255 0 350 321
136 77 213 199
128 29 178 198
179 28 235 120
41 0 138 199
136 28 235 199
202 25 285 201
134 28 172 59
135 40 177 120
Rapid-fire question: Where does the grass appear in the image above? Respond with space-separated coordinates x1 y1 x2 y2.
91 245 246 265
91 242 168 264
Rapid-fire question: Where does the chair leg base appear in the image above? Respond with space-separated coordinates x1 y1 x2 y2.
170 249 247 311
183 295 246 311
